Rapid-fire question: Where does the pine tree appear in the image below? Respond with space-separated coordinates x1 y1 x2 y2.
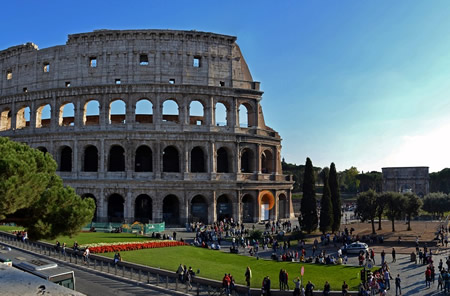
300 157 318 233
319 170 333 234
329 162 341 232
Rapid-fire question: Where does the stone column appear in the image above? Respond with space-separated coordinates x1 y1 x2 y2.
126 190 132 223
73 139 78 177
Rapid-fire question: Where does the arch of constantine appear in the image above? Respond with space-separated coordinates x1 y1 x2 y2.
0 29 294 225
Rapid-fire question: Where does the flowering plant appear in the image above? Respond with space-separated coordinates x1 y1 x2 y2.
83 240 188 253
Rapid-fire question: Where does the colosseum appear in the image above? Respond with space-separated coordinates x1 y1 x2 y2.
0 29 294 226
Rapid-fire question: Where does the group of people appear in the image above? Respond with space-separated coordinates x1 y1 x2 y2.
176 264 195 289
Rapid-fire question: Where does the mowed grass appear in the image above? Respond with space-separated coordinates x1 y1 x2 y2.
103 246 362 290
0 225 24 232
44 232 155 246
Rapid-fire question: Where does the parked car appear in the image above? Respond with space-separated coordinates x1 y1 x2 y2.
340 242 369 254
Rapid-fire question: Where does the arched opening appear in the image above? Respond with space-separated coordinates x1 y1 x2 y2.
163 195 180 225
0 108 11 131
108 194 124 222
400 184 413 193
108 145 125 171
162 99 179 123
279 194 288 219
191 146 205 173
59 103 75 126
241 148 254 173
242 194 254 223
134 194 152 223
82 194 97 222
37 146 48 154
217 147 229 173
191 195 208 223
60 146 72 172
238 103 255 128
16 106 30 129
215 102 227 126
261 150 274 173
135 99 153 124
109 99 126 124
135 145 152 172
35 104 51 128
83 145 98 172
217 195 232 221
83 100 100 125
260 191 275 221
163 146 179 172
189 100 204 125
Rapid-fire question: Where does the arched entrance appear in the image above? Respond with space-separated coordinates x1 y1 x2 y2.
60 146 72 172
108 194 124 222
217 195 232 221
163 195 180 225
191 195 208 223
134 194 152 223
84 145 98 172
242 194 254 223
191 147 205 172
82 194 97 222
241 148 254 173
279 194 288 219
109 145 125 171
163 146 180 172
261 150 274 173
135 145 152 172
259 191 275 221
217 147 229 173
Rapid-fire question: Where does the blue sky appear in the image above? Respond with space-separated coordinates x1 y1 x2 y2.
2 0 450 172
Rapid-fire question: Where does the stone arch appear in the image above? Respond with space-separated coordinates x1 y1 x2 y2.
217 147 230 173
135 99 153 124
82 193 97 222
242 194 255 223
134 194 152 223
215 102 228 126
190 195 208 223
278 193 288 219
108 145 125 171
59 145 72 172
83 145 98 172
109 99 126 124
59 102 75 126
0 108 12 131
163 145 180 172
83 99 100 126
260 191 275 221
35 103 51 128
238 102 255 127
162 194 180 225
135 145 153 172
217 194 233 221
108 193 124 222
162 99 179 123
189 100 204 125
16 106 30 129
191 146 206 173
261 149 274 173
37 146 48 154
241 148 255 173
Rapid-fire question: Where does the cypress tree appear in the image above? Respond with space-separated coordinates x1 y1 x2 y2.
300 157 318 233
319 170 333 234
329 162 341 232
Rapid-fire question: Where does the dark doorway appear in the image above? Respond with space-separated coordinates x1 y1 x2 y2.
217 195 232 221
84 145 98 172
109 145 125 171
191 147 205 172
135 194 152 223
279 194 287 219
163 146 179 172
241 149 253 173
135 146 152 172
60 146 72 172
242 194 254 223
217 147 229 173
191 195 208 223
108 194 124 222
163 195 180 225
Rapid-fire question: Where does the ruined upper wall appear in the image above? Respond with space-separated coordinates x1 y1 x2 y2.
0 29 259 97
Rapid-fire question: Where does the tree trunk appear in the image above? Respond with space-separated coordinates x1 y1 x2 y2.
407 215 411 231
371 219 376 234
391 218 395 232
378 214 382 230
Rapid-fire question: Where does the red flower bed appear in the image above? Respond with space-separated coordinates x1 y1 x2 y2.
89 241 189 253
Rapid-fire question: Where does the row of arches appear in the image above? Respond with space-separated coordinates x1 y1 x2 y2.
82 192 289 224
40 144 275 174
0 98 256 131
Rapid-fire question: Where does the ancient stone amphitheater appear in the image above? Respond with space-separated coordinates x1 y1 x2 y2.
0 29 293 225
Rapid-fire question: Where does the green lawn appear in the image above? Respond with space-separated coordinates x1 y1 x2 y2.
0 225 24 232
103 246 362 290
43 232 155 246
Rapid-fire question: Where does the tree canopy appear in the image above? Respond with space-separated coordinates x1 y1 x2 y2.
329 163 341 232
0 137 95 240
300 157 318 233
354 189 378 234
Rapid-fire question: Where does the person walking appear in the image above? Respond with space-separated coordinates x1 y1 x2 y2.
425 266 432 288
245 266 252 296
264 276 271 296
293 277 301 296
341 281 348 296
384 269 392 290
392 248 396 263
381 250 386 266
305 281 315 296
395 274 401 296
323 281 330 296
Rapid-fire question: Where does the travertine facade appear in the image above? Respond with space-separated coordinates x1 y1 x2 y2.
0 29 293 225
382 167 429 197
